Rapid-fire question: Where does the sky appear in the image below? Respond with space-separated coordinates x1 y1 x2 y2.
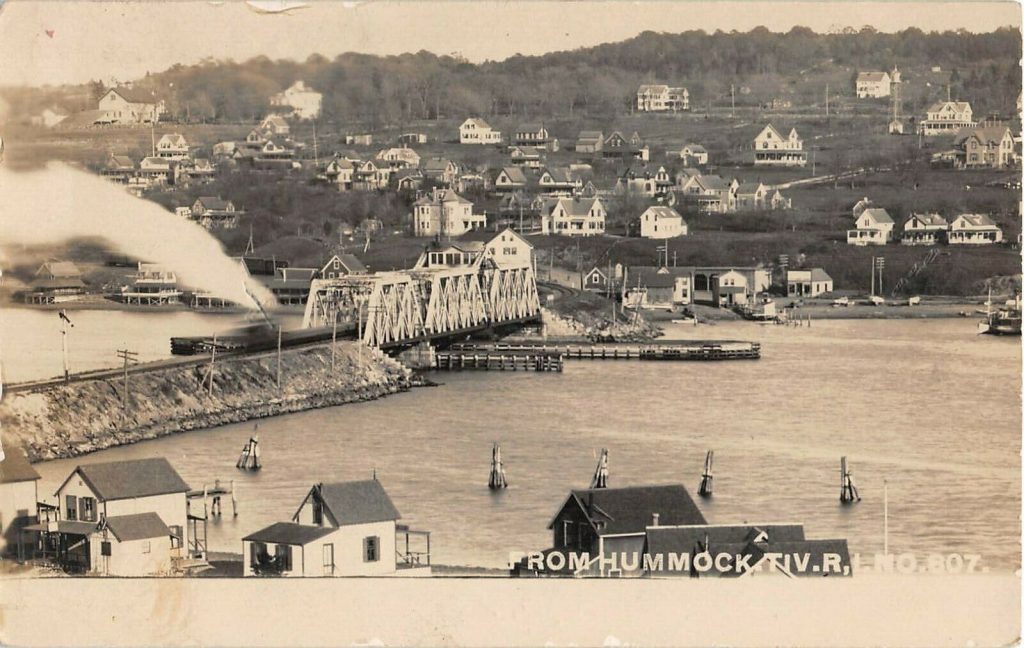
0 0 1019 87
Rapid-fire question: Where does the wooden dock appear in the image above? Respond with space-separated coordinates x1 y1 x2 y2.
434 350 564 372
447 340 761 362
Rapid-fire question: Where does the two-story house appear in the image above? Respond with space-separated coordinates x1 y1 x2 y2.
97 87 163 124
953 125 1017 168
639 206 688 239
678 144 708 166
459 117 502 145
493 166 529 192
0 445 41 558
603 131 648 160
679 174 739 213
919 101 975 136
636 85 690 112
421 158 460 186
260 114 290 136
513 123 557 150
616 164 673 198
156 133 189 159
786 268 834 297
323 157 357 191
855 71 891 98
538 167 581 196
575 131 604 153
243 479 430 577
191 196 239 229
270 81 322 120
375 147 421 170
541 197 606 237
753 124 807 166
847 207 895 246
411 188 485 237
948 213 1003 245
31 458 190 576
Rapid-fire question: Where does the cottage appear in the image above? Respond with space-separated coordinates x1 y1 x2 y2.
847 207 895 246
856 71 892 98
393 168 425 192
902 213 949 246
787 268 834 297
421 158 460 186
636 85 690 112
320 254 367 279
639 206 687 239
459 117 502 145
0 445 41 557
603 131 648 160
97 87 163 124
138 156 178 186
678 144 708 166
242 480 430 577
414 240 486 269
948 214 1003 245
191 196 239 229
270 81 322 120
735 182 770 210
953 125 1016 168
28 458 190 575
583 266 618 294
494 166 529 192
260 114 290 136
575 130 604 153
508 145 544 169
753 125 806 166
540 197 606 237
617 164 672 198
353 159 389 191
684 266 770 306
411 188 485 237
679 174 739 214
102 154 136 183
422 227 535 270
375 147 421 169
622 267 692 309
324 157 357 191
513 123 556 149
852 197 874 219
27 261 86 303
156 133 189 159
919 101 975 136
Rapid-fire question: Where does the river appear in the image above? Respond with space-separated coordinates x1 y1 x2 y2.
3 308 1020 571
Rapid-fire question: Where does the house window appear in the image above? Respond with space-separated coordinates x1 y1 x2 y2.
250 542 267 569
169 525 183 548
65 495 78 521
101 541 112 556
142 541 151 554
80 497 97 522
364 536 380 562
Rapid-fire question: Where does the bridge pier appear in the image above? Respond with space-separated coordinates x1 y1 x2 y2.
396 341 436 370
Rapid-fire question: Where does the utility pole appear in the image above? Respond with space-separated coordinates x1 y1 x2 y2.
870 256 876 296
116 349 139 418
877 256 885 295
576 238 582 290
331 308 338 373
730 84 735 117
207 334 218 397
58 310 73 382
825 83 830 117
358 299 363 368
312 120 319 167
276 326 283 389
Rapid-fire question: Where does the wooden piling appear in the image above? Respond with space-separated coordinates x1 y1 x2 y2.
698 450 714 497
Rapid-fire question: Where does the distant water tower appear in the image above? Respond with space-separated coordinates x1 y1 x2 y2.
888 65 904 135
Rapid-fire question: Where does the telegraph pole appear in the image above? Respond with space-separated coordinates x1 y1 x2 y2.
276 326 283 389
207 334 217 397
877 256 885 295
870 256 876 296
116 349 139 418
331 309 338 373
58 310 73 382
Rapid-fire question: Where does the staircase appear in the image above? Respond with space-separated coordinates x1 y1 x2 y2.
890 248 943 297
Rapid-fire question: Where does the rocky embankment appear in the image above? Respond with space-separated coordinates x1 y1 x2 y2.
1 343 415 461
540 306 662 341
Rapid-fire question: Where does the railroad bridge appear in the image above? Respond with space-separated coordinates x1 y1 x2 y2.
301 257 542 348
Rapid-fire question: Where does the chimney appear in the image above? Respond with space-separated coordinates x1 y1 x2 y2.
587 492 594 513
652 513 660 527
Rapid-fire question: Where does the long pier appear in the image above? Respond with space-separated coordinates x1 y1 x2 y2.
442 340 761 366
434 350 564 372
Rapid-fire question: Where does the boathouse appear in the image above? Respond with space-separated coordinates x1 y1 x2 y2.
27 457 191 575
242 479 431 577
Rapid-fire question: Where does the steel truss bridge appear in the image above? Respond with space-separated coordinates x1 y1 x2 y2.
301 259 541 348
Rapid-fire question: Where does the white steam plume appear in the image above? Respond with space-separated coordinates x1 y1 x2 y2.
0 162 276 311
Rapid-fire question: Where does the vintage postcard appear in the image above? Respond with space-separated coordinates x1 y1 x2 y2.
0 0 1020 645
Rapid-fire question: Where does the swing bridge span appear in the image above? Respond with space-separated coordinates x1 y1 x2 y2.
301 257 543 349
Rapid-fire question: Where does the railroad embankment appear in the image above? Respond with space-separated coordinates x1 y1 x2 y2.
0 342 415 461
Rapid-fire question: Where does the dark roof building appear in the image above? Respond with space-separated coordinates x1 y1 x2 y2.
293 480 402 527
57 457 191 501
0 445 41 484
243 521 336 546
104 512 172 542
549 484 706 537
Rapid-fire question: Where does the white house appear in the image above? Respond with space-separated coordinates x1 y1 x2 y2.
679 174 739 214
459 117 502 145
97 87 163 124
31 457 191 576
260 114 290 136
678 144 708 166
919 101 975 136
270 81 322 120
786 268 834 297
636 85 689 112
639 206 688 239
541 197 606 237
242 480 430 577
847 207 895 246
156 133 189 159
948 214 1003 245
319 254 367 279
0 445 41 557
754 125 806 166
855 71 891 98
493 166 528 192
901 213 949 246
375 147 421 169
735 182 770 210
324 157 357 191
411 188 485 237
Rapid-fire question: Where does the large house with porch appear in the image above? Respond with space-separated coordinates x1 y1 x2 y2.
242 479 430 577
411 188 485 237
919 101 975 136
97 87 164 124
540 197 607 237
947 214 1003 245
156 133 189 159
953 125 1017 168
636 85 690 112
753 125 807 166
847 207 895 246
27 458 191 576
901 213 949 246
459 117 502 144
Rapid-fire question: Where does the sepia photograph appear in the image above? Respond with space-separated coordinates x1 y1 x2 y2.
0 0 1020 645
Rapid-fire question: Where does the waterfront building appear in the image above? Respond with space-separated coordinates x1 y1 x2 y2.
901 213 949 246
26 261 86 303
622 266 692 309
242 480 430 577
753 124 806 167
27 458 191 576
625 265 770 308
948 213 1003 245
786 268 834 297
0 445 41 557
320 254 367 279
120 263 183 306
102 154 136 183
848 207 895 246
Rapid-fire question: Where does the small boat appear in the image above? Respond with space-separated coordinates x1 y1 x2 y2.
978 292 1022 336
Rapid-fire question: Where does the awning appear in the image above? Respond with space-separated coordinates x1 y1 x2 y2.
24 520 100 536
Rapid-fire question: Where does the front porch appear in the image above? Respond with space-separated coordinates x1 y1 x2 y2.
847 229 888 246
395 524 431 575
